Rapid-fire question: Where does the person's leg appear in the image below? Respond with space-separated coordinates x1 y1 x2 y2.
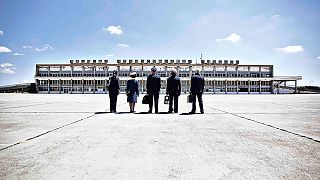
148 94 153 113
132 103 135 112
154 93 159 113
190 94 196 113
114 95 118 112
174 95 179 113
109 94 114 112
129 103 132 112
198 93 204 113
168 95 173 113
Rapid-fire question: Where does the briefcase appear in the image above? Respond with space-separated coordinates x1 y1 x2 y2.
187 94 193 103
164 95 169 104
142 94 150 104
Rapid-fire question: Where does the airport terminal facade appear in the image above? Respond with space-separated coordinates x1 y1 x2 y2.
34 59 302 94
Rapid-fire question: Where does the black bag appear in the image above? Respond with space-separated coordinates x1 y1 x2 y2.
187 94 194 103
164 95 169 104
142 94 150 104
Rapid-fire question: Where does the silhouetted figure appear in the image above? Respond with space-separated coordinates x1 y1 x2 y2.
189 70 205 114
166 69 181 113
147 67 161 113
126 72 139 113
108 70 120 113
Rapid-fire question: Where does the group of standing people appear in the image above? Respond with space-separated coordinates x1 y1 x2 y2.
107 67 205 114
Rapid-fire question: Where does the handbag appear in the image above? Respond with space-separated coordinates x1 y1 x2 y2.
187 94 194 103
164 95 169 104
142 94 150 104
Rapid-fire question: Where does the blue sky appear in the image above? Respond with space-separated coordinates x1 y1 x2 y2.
0 0 319 86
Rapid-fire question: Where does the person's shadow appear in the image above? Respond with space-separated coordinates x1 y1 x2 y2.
95 112 113 114
180 112 203 115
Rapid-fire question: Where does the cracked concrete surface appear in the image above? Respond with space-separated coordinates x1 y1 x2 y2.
0 94 319 179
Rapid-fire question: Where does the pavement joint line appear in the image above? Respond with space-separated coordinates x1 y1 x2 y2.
0 102 57 110
0 102 128 152
204 105 320 144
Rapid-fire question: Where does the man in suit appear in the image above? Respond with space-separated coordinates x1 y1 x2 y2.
166 69 181 113
108 70 120 113
146 67 161 113
190 70 205 114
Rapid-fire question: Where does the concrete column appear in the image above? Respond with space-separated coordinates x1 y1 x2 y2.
295 80 297 94
59 79 61 94
177 66 180 76
105 66 108 77
129 66 132 73
82 79 84 94
259 66 262 77
71 66 73 77
189 66 193 77
284 81 287 88
59 66 62 77
141 66 144 77
277 83 280 94
48 66 51 77
202 66 204 75
236 80 239 94
70 80 73 94
93 79 96 94
93 66 96 77
225 80 227 94
236 66 239 77
248 80 250 94
213 80 215 94
48 79 50 94
225 66 227 77
117 66 120 76
248 66 251 77
82 66 84 76
213 66 216 77
271 80 274 94
259 80 261 94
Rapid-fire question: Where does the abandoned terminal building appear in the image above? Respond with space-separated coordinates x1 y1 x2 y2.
34 59 302 94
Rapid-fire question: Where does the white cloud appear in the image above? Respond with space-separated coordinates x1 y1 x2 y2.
0 68 15 74
0 63 15 74
0 31 3 35
271 14 280 19
216 33 241 42
117 43 130 48
35 44 53 52
277 45 304 53
23 45 32 49
13 53 24 56
317 56 320 59
103 25 123 35
0 63 14 68
0 46 12 53
106 54 114 57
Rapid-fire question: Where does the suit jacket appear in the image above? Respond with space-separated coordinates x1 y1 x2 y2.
126 79 139 96
166 76 181 96
190 74 205 94
146 74 161 95
108 75 120 95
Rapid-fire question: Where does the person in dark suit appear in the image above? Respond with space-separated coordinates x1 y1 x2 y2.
166 69 181 113
146 67 161 113
190 70 205 114
108 70 120 113
126 72 139 113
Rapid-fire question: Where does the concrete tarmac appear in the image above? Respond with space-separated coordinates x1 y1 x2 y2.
0 94 319 179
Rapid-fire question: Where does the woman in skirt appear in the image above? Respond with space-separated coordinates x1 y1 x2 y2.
126 72 139 112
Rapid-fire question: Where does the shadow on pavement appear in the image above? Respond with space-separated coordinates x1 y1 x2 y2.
180 112 203 115
95 112 113 114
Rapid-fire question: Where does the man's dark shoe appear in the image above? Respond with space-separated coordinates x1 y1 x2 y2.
147 110 152 113
189 111 195 114
201 111 204 114
168 111 173 113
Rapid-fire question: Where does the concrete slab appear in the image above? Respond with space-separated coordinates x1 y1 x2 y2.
0 94 319 179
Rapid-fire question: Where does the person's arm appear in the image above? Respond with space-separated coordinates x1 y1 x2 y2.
117 78 120 94
178 78 181 95
202 78 205 93
166 78 169 95
158 77 161 92
135 81 139 96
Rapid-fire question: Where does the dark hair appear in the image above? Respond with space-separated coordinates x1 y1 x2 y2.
130 74 136 78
